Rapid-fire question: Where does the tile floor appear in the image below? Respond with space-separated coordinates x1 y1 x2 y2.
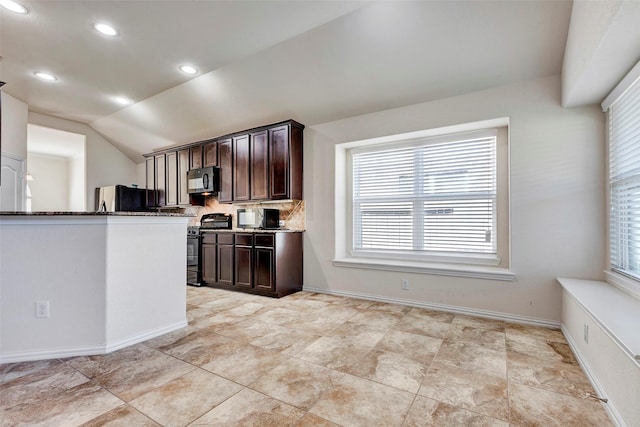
1 287 613 426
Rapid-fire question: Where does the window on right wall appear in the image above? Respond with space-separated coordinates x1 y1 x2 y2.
602 60 640 297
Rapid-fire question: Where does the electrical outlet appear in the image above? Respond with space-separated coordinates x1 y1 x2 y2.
35 300 50 318
401 279 409 290
584 324 589 343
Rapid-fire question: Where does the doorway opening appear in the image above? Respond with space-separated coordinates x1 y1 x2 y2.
27 124 86 212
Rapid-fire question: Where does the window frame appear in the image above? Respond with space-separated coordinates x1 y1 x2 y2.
334 118 514 281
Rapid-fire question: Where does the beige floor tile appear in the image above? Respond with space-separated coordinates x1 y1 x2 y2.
294 412 340 426
346 349 428 393
419 364 509 421
507 351 595 398
506 333 577 364
296 335 374 370
201 342 286 385
393 314 453 339
255 307 304 325
191 388 305 426
325 320 389 346
309 373 414 427
433 339 507 379
155 328 237 366
250 327 321 356
129 369 243 426
2 380 124 426
451 315 506 331
505 323 565 343
1 362 91 409
509 383 613 427
79 404 161 426
250 358 345 410
0 358 64 385
406 307 456 323
67 344 196 402
404 396 509 427
349 309 404 329
446 323 506 352
375 329 443 364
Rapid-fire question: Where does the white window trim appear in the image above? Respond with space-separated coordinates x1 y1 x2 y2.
603 59 640 297
334 117 514 281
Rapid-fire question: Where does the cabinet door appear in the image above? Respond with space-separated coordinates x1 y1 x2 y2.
251 130 269 200
190 146 203 169
254 247 274 291
203 142 217 167
217 244 234 286
177 149 190 205
155 154 166 206
233 134 250 201
165 151 178 206
218 139 233 202
235 245 253 288
145 157 156 207
269 125 290 199
201 244 216 284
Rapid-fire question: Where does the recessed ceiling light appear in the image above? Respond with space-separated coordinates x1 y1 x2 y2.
34 72 57 81
179 64 198 75
0 0 28 14
93 23 118 37
114 96 133 106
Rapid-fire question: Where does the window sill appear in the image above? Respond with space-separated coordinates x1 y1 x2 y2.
332 257 515 281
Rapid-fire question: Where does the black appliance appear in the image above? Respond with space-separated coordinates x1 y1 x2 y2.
236 208 279 229
200 213 233 229
187 166 220 195
95 185 149 212
187 226 200 286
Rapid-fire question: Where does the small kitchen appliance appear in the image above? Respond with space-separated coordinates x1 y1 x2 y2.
200 213 233 229
95 185 149 212
236 208 279 229
187 166 220 195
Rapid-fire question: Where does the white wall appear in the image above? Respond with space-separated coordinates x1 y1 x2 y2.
1 93 28 158
68 155 85 211
304 75 605 324
28 113 138 211
27 154 70 211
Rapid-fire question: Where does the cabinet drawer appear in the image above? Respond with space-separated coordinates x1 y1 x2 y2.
255 234 275 248
201 232 217 244
235 233 253 246
218 234 235 245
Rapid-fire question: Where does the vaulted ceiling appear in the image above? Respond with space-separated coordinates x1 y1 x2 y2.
1 1 637 162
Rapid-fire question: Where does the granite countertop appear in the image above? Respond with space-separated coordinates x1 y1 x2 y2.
0 211 195 217
200 228 304 233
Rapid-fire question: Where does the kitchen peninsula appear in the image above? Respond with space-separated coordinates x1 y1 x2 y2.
0 212 190 363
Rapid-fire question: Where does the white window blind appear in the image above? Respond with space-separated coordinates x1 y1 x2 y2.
608 74 640 280
352 130 497 258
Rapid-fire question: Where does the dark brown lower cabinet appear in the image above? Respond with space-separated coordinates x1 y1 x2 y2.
217 234 235 287
201 231 302 298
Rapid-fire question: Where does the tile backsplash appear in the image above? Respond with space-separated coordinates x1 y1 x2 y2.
184 197 305 231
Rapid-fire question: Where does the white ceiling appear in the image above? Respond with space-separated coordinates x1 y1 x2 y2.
1 1 574 162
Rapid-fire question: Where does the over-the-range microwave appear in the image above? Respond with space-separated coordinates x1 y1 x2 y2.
187 166 220 195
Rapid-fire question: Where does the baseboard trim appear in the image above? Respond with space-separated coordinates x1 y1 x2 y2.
302 287 560 328
0 320 188 364
105 320 188 353
562 325 627 427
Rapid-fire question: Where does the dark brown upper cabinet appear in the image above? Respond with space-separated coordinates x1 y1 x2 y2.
218 138 233 203
250 130 269 200
177 149 190 206
269 122 303 200
203 141 218 167
190 145 203 169
154 154 166 207
165 151 178 206
233 134 250 202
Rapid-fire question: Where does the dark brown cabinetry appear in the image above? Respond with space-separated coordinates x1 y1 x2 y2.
233 135 251 202
250 130 269 200
218 138 233 203
177 149 190 206
143 120 303 206
203 142 218 167
165 151 178 206
190 146 203 169
200 231 302 298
